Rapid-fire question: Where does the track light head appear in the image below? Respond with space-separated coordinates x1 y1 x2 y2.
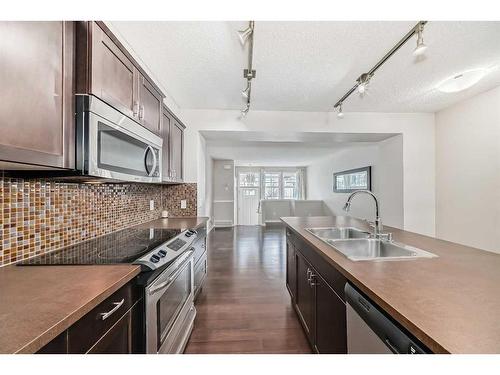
237 23 254 45
241 81 251 99
413 23 427 56
241 103 250 117
357 73 371 95
336 103 344 119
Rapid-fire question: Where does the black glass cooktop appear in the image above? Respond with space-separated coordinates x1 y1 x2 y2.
18 227 181 266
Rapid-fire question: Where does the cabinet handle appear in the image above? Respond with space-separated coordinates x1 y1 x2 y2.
306 268 311 280
309 273 318 286
100 299 125 320
139 105 145 120
133 101 139 117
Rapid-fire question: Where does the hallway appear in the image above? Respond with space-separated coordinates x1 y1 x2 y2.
184 225 311 354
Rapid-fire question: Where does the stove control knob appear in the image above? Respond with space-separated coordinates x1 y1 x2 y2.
150 254 160 263
158 250 167 258
185 232 192 237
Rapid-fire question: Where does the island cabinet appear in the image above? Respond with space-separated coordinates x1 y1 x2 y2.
286 227 347 354
76 21 164 136
37 280 144 354
0 21 75 170
161 105 185 183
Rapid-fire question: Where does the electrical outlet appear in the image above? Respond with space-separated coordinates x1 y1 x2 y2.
150 200 154 211
180 199 187 209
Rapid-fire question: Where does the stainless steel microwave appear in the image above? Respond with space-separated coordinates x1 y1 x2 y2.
76 95 162 183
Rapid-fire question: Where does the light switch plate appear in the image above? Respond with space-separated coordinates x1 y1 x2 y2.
180 199 187 209
150 200 155 211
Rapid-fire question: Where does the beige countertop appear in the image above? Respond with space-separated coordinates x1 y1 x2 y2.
281 215 500 354
0 264 140 354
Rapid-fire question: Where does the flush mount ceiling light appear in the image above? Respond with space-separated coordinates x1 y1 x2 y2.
437 69 488 93
333 21 427 114
238 21 256 118
413 23 427 56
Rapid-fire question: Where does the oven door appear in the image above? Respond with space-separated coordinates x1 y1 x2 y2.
146 251 196 354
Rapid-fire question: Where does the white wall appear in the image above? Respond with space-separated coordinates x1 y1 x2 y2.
307 136 404 229
181 109 435 236
435 86 500 253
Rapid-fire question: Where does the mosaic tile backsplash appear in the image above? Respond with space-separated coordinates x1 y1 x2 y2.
163 183 198 217
0 177 197 267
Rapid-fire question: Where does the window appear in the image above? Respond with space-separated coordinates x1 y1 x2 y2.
263 172 281 199
282 172 298 199
238 172 259 187
333 166 371 193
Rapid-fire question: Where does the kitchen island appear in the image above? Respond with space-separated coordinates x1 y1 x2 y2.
282 215 500 354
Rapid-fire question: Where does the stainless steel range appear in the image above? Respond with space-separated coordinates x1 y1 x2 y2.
19 226 199 354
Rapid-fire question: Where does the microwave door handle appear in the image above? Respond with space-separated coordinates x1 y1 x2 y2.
144 145 157 177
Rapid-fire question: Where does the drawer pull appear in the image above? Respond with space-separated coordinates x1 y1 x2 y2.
99 299 124 321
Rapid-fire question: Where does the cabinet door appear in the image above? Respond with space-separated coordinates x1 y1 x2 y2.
0 21 74 169
91 22 138 119
87 309 132 354
295 252 315 344
138 75 163 135
286 239 297 301
161 109 172 181
312 272 347 354
170 121 184 181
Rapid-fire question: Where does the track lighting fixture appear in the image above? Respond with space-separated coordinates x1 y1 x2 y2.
238 21 256 118
413 23 427 56
238 22 254 46
357 73 371 95
332 21 427 111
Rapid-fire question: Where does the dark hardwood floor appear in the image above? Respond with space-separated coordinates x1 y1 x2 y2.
184 225 312 354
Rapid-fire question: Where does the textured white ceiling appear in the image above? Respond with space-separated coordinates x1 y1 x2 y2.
110 21 500 112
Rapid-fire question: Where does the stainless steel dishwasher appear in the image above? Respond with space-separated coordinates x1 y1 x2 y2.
345 283 429 354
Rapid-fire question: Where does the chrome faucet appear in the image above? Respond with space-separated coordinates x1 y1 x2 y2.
343 190 391 240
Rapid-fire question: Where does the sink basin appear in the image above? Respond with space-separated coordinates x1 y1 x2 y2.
327 238 438 261
306 227 371 240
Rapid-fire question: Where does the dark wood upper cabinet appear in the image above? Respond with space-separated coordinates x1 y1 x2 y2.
76 21 165 136
138 75 163 134
170 121 184 181
89 22 138 118
0 21 74 169
161 105 185 183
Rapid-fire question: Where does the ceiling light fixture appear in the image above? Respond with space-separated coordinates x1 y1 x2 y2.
240 103 250 117
241 80 251 99
333 21 427 113
413 23 427 56
437 68 488 93
337 103 344 119
357 73 372 95
238 21 256 118
237 22 254 46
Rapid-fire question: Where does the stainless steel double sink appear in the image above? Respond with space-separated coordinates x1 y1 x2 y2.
305 227 437 261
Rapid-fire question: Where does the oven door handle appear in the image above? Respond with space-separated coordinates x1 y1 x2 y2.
148 251 193 296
